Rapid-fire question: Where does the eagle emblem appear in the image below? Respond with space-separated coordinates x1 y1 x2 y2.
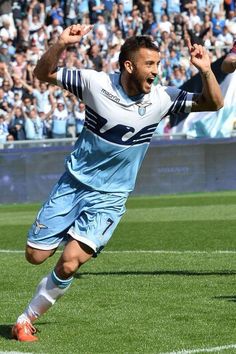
33 219 48 235
136 102 152 116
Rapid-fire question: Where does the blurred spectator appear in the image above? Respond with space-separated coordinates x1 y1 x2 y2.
142 11 158 36
71 98 86 136
8 106 26 140
225 10 236 35
24 105 44 140
63 1 79 27
11 52 27 80
0 114 9 142
0 1 16 32
46 18 63 40
211 0 224 15
173 14 187 43
88 0 104 24
123 0 133 15
6 133 15 148
103 0 115 23
187 5 202 30
211 11 226 37
158 14 173 34
166 0 181 18
152 0 165 23
87 43 104 71
51 99 69 139
187 22 211 45
216 24 234 46
20 79 54 114
125 8 143 36
12 75 28 99
0 87 13 113
16 17 30 50
27 0 45 34
0 0 234 146
0 44 11 65
2 78 14 105
113 1 126 37
78 0 89 24
170 66 186 87
22 94 34 114
46 1 64 26
0 15 17 42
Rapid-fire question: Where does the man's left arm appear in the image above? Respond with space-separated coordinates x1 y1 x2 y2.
186 38 224 112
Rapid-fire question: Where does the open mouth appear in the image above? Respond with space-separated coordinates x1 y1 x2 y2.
147 77 155 85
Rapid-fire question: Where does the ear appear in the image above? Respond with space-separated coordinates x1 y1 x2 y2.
124 60 133 74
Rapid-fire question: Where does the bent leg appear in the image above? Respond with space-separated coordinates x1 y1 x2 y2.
25 245 57 265
54 238 94 279
17 239 93 326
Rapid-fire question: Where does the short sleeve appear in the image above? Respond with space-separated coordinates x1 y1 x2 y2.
162 86 194 117
57 67 83 100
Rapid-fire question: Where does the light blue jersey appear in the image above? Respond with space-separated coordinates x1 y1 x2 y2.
57 69 193 193
28 69 194 253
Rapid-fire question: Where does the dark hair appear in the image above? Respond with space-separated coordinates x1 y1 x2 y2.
118 36 159 72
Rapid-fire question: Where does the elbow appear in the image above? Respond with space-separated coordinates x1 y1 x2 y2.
216 96 224 111
211 98 224 111
33 64 50 83
33 66 44 82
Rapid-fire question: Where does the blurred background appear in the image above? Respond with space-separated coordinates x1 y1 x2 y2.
0 0 236 203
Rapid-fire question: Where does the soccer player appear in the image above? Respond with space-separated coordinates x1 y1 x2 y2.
221 41 236 73
12 24 223 342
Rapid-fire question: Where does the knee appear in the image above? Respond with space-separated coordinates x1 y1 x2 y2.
25 246 52 265
56 259 79 278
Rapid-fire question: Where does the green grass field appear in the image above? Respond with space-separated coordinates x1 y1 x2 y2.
1 191 236 354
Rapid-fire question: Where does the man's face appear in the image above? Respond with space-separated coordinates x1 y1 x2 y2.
128 48 160 95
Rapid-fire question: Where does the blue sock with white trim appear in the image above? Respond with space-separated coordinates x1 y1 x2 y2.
17 271 73 323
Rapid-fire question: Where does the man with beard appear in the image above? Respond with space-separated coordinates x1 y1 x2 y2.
12 24 223 341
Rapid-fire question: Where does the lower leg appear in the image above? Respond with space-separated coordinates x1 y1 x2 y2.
17 270 73 323
16 239 93 325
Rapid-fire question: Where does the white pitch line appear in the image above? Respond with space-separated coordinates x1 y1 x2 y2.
105 250 236 254
1 249 236 254
161 343 236 354
0 352 33 354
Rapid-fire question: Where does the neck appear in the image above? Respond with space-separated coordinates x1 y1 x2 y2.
120 73 138 97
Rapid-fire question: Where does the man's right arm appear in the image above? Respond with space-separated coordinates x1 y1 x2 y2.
33 25 93 85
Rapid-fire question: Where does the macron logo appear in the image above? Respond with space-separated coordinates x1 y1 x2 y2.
101 89 120 103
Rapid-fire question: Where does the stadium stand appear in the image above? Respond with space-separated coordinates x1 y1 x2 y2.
0 0 235 146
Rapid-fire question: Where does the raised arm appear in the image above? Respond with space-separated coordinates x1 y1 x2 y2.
186 38 224 112
33 24 93 85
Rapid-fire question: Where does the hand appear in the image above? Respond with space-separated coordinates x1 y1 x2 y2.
186 37 211 73
58 24 93 47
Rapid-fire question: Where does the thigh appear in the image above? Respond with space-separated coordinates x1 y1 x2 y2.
68 191 128 255
27 172 84 250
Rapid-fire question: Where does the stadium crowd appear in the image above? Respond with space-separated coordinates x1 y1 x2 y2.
0 0 235 144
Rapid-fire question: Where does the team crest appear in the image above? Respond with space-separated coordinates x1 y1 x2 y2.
33 219 48 235
136 102 152 117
